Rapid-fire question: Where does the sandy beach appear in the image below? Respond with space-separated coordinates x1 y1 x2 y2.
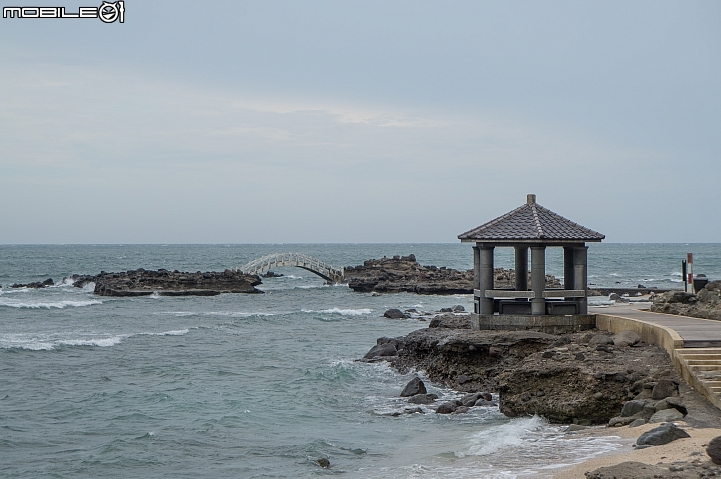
553 421 721 478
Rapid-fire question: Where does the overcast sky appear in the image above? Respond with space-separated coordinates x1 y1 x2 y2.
1 1 719 243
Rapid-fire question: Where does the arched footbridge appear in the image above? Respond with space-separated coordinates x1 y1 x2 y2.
239 253 345 284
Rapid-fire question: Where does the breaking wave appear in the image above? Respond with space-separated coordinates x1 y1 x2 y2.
0 299 103 309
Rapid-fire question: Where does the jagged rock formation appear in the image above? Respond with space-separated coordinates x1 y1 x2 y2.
363 320 685 424
71 269 262 296
344 254 561 295
650 281 721 320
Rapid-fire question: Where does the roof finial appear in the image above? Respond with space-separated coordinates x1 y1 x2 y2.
527 194 536 205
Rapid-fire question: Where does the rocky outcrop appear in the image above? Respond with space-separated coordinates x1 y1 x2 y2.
343 254 561 295
71 269 263 296
362 323 686 424
11 278 54 288
650 281 721 320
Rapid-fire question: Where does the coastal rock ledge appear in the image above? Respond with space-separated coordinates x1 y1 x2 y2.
366 324 678 425
71 269 263 296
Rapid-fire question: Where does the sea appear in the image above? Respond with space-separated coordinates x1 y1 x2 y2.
1 243 720 478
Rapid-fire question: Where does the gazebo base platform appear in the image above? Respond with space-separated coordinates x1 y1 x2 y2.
471 313 596 334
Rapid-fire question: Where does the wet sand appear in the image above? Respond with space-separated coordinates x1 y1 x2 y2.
552 421 721 478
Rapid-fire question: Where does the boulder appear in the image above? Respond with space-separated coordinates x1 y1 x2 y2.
316 458 330 468
620 400 647 417
435 402 457 414
660 397 688 415
707 436 721 465
649 408 684 423
460 392 483 407
384 309 410 319
629 418 646 427
407 393 438 405
589 334 614 346
363 342 398 360
400 377 427 397
651 379 677 400
452 305 465 312
452 406 470 414
457 374 470 384
613 330 641 347
636 424 690 446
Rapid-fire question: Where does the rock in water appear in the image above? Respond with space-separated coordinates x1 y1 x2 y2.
71 269 262 296
343 255 561 295
407 393 438 405
400 377 427 397
636 424 690 446
316 458 330 468
435 402 457 414
383 309 410 319
363 342 398 360
707 436 721 465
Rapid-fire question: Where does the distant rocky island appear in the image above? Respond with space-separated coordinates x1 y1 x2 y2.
71 269 262 296
343 254 561 295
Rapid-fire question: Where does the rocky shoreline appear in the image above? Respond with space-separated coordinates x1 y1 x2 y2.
363 313 721 427
364 311 721 477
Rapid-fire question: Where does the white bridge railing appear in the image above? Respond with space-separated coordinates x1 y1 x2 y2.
238 253 345 284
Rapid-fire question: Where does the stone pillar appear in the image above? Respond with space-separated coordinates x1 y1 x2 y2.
564 246 575 298
514 246 528 292
479 246 495 315
531 246 546 315
574 245 588 315
473 246 480 314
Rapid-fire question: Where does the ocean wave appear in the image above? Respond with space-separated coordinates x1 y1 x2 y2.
58 336 128 347
0 333 129 350
0 299 103 309
1 329 190 350
155 311 276 318
143 329 190 336
316 308 373 316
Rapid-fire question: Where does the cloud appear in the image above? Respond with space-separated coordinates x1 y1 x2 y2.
0 58 688 243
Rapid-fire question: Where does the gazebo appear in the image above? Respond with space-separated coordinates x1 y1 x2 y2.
458 194 604 332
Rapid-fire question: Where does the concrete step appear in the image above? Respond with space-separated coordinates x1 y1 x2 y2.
685 360 721 366
679 355 721 361
687 365 721 371
677 349 721 355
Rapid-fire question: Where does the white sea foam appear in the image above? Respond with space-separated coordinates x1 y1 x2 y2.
58 335 128 347
318 308 372 316
153 311 276 318
0 298 103 309
0 327 193 350
144 329 190 336
0 333 128 350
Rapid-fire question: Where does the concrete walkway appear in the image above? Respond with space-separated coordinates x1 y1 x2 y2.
591 302 721 410
591 302 721 348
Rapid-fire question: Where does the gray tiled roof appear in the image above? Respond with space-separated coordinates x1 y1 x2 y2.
458 196 604 243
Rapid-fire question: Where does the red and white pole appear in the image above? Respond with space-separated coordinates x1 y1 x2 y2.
687 253 694 293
